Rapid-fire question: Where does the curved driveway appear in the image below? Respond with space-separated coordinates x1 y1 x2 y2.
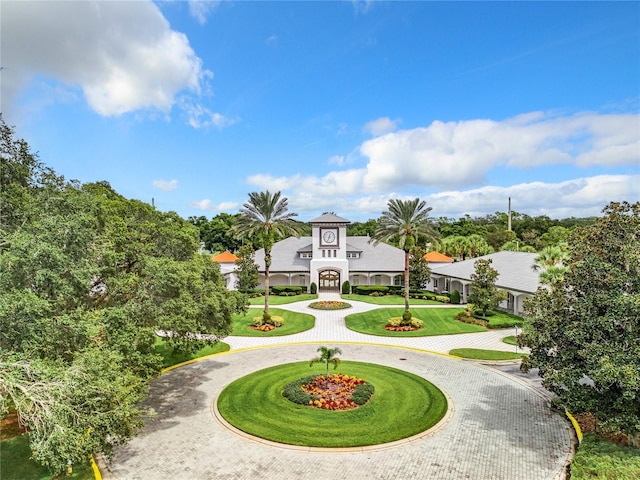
107 296 573 480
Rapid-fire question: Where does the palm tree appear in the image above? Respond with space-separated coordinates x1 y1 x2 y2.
309 346 342 376
532 245 569 285
466 234 492 258
440 235 469 261
532 245 569 272
231 191 305 321
371 198 439 320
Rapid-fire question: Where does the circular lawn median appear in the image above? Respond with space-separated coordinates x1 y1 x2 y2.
216 361 448 448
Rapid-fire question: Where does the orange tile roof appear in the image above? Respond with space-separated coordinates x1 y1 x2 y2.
211 251 239 263
423 251 454 263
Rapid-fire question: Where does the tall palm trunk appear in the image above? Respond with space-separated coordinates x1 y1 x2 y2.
404 250 410 313
264 249 271 318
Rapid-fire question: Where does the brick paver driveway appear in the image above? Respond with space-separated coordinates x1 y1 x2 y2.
108 339 573 479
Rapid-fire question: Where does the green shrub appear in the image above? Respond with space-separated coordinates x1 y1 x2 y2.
353 286 389 295
351 383 375 405
410 318 424 328
310 282 317 294
282 375 318 405
455 311 488 327
449 289 461 304
271 285 303 294
435 295 450 303
402 310 413 322
387 317 403 327
341 280 351 295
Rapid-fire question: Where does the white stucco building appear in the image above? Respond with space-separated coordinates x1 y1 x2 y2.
251 213 405 291
430 251 542 314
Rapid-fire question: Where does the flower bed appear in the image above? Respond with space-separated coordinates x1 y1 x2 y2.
308 301 352 310
283 373 374 411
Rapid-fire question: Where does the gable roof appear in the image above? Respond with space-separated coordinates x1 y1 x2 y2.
308 212 350 224
431 251 541 293
252 236 404 272
424 251 454 263
211 251 239 263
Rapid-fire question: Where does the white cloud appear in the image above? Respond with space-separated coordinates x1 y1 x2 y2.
153 179 178 191
363 117 401 136
239 110 638 220
359 111 640 191
190 199 239 212
181 100 240 129
188 1 221 25
2 1 211 119
426 175 640 219
328 155 346 166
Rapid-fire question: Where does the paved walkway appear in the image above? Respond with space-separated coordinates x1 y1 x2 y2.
105 295 573 480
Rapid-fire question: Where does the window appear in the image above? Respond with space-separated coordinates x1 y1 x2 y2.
300 252 312 259
347 252 360 259
322 250 326 258
394 274 403 286
433 278 439 288
333 250 337 257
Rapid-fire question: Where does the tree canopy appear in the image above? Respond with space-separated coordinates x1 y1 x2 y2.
522 202 640 446
0 118 246 473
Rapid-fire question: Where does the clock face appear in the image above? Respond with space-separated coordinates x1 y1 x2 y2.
322 230 337 245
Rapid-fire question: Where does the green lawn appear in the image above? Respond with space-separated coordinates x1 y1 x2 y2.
230 308 315 336
0 434 94 480
342 294 442 305
345 307 484 337
248 294 317 305
571 434 640 480
153 338 230 368
449 348 527 361
502 335 518 345
217 361 448 447
476 310 524 329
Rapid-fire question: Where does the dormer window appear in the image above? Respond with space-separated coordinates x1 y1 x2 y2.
300 252 312 259
346 252 360 259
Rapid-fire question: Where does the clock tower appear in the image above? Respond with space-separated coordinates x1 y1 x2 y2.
309 212 350 291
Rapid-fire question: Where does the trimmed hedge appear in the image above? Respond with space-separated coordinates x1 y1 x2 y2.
353 285 389 295
310 282 317 294
342 280 351 295
271 285 305 294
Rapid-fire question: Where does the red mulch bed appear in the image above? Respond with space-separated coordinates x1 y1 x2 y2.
573 413 629 446
1 409 28 441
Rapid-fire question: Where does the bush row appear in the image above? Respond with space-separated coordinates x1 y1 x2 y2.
282 375 317 405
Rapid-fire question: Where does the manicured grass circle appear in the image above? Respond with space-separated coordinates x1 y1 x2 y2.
345 307 485 337
231 308 315 336
216 361 448 447
308 301 352 310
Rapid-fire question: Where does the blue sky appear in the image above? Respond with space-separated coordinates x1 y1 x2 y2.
2 1 639 222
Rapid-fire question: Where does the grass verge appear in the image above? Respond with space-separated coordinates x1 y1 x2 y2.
345 307 483 337
153 337 230 368
571 433 640 480
341 294 441 305
0 434 94 480
248 294 317 305
474 310 524 329
217 361 448 447
230 308 315 336
449 348 527 361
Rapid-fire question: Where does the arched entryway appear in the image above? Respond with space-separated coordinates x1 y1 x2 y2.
319 269 340 291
